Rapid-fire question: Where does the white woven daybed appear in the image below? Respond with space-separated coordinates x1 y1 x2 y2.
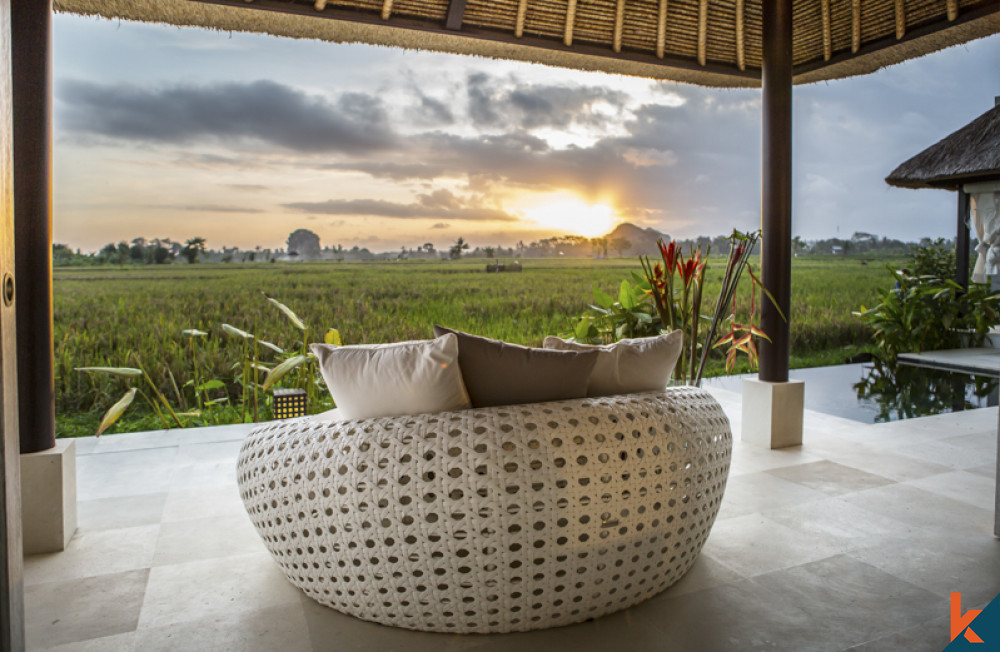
237 388 732 633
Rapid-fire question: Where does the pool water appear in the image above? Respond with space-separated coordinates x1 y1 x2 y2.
702 361 999 424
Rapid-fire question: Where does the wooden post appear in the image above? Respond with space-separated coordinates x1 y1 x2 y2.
956 190 970 291
0 0 24 646
12 0 53 455
758 0 792 383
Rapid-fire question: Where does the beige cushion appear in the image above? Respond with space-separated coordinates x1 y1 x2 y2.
542 330 683 397
433 326 599 408
310 334 471 419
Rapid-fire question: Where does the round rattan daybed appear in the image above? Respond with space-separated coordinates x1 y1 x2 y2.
236 388 732 634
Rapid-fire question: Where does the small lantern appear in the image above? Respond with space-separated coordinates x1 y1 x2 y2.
273 388 307 419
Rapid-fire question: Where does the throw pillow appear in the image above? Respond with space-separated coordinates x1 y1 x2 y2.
433 325 599 407
310 333 471 419
542 330 683 397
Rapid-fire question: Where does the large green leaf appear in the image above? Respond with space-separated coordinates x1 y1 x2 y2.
196 379 225 391
267 297 307 331
262 355 310 392
592 287 614 310
618 280 637 311
96 388 137 437
75 366 142 378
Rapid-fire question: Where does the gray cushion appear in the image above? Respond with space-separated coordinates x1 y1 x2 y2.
543 330 683 397
433 326 599 408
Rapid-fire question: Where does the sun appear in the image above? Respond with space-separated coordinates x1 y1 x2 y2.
521 195 619 238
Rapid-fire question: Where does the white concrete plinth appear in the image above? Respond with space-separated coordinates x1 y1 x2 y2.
20 439 77 554
741 378 804 449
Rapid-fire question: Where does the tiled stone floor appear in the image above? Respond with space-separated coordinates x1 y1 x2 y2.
23 390 1000 651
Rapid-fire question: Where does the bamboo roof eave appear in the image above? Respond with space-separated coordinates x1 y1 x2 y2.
53 0 1000 89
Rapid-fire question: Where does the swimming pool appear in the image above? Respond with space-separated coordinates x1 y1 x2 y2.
702 360 999 424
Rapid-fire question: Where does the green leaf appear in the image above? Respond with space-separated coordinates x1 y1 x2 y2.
96 388 137 437
197 379 225 391
619 280 637 311
573 318 594 341
75 366 142 378
632 311 653 324
593 287 614 310
262 355 310 392
259 340 284 355
324 328 342 346
181 329 208 337
222 324 254 339
266 297 307 331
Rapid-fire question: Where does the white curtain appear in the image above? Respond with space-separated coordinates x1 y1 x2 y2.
967 181 1000 284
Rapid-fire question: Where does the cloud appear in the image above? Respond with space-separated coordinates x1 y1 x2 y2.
224 184 269 192
170 203 265 213
57 79 396 152
465 72 629 132
282 198 519 222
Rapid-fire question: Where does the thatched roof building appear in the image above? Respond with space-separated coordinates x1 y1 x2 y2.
56 0 1000 88
886 99 1000 189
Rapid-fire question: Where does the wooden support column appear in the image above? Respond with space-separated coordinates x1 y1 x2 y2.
759 0 792 383
12 0 53 455
956 190 970 292
0 1 24 649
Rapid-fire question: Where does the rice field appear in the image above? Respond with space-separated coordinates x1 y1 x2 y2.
54 255 897 436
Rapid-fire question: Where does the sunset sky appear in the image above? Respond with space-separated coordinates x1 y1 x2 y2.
52 13 1000 254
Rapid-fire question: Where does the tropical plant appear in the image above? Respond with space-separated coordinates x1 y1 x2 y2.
854 267 1000 359
569 277 661 344
640 230 780 385
75 358 188 436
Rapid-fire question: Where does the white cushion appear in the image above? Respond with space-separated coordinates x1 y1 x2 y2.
310 334 471 419
542 330 683 397
309 408 344 423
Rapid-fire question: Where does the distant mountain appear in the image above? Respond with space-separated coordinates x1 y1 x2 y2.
602 222 670 256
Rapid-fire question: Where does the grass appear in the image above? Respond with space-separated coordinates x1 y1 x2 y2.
54 255 900 437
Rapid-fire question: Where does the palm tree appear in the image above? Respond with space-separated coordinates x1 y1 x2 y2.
449 237 470 260
183 237 207 264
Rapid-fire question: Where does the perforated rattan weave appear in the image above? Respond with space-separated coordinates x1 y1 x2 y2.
237 388 732 633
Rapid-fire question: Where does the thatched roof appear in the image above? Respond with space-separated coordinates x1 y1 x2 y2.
886 101 1000 189
55 0 1000 88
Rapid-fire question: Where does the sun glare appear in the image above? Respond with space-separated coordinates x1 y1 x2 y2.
522 196 619 238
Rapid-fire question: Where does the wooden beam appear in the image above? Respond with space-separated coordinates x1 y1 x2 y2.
947 0 958 22
697 0 707 66
736 0 745 70
759 0 793 383
445 0 467 31
564 0 576 46
381 0 393 21
894 0 905 39
313 0 328 10
515 0 527 37
821 0 832 61
656 0 668 58
957 191 971 291
613 0 625 53
13 0 53 458
1 1 25 649
852 0 861 52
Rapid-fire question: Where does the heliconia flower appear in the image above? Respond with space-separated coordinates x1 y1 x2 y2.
654 263 663 280
660 240 677 272
679 257 698 285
